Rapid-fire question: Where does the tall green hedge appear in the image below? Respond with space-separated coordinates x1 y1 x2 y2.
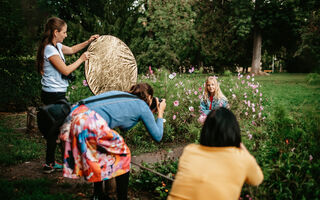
0 57 41 112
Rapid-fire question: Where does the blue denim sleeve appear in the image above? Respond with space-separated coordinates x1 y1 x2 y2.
200 99 210 115
221 99 229 108
140 108 163 142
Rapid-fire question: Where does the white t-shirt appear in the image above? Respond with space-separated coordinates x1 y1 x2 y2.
41 43 69 92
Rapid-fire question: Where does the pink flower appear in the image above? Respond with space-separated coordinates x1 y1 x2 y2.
149 66 153 74
309 155 313 161
232 94 236 99
198 95 202 99
194 91 198 95
252 121 256 126
82 80 88 86
198 113 207 124
173 115 176 120
198 87 202 92
260 106 264 111
189 67 195 73
248 134 253 140
189 106 194 112
248 101 251 107
247 75 250 79
260 93 263 97
241 80 245 84
258 112 261 118
252 107 255 112
245 112 248 116
173 100 179 106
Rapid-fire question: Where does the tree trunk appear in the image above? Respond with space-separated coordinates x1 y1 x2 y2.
251 29 262 74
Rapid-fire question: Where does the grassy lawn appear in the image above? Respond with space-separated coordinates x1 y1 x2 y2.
0 72 319 199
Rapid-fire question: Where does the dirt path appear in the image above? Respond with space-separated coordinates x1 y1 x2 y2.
0 144 185 199
1 144 185 181
0 112 187 199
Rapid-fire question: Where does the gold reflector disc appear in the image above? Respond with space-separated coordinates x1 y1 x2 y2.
85 35 137 95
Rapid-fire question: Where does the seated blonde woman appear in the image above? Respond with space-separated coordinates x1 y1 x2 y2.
200 76 228 115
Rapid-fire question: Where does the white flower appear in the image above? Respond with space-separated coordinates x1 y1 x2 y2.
169 74 175 79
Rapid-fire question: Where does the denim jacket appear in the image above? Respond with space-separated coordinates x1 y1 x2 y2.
200 95 228 115
84 91 163 142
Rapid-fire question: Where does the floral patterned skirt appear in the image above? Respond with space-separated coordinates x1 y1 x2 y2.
60 105 130 182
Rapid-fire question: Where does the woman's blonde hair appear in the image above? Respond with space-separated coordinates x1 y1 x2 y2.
203 76 227 101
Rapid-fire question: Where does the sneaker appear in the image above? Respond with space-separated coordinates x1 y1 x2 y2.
53 161 63 171
43 162 63 174
42 164 55 174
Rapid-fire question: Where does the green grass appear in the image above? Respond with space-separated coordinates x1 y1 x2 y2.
0 125 44 166
257 73 320 116
0 178 83 200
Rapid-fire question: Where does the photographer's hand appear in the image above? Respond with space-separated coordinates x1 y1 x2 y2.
158 99 166 119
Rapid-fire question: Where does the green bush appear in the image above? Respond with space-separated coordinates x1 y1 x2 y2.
130 160 178 199
0 57 41 111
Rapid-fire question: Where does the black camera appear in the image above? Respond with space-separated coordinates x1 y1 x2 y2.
62 73 76 82
150 97 162 111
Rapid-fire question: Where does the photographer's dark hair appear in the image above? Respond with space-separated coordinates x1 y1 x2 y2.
129 83 153 104
200 107 241 148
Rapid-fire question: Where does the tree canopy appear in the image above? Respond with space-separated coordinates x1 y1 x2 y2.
1 0 319 73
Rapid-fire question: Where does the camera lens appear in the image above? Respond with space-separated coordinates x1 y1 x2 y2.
150 97 157 111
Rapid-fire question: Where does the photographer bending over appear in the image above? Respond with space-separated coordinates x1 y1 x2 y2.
59 83 166 200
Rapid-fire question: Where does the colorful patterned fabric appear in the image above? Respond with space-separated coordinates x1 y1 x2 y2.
60 105 131 182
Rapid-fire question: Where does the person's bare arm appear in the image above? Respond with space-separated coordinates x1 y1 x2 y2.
48 52 89 75
62 34 99 55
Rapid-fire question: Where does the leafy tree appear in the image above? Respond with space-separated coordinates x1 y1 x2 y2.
0 0 48 57
39 0 142 48
229 0 320 74
134 0 197 72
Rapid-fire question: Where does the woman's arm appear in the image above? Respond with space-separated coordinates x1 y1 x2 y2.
200 99 210 115
48 52 89 76
140 100 166 142
241 143 264 186
62 34 99 55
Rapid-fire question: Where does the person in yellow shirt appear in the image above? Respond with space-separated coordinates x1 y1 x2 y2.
168 107 263 200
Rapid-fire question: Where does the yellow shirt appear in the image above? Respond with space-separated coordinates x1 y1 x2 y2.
168 144 263 200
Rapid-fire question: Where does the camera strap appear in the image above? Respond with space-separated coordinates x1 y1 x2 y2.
78 94 139 105
53 44 65 63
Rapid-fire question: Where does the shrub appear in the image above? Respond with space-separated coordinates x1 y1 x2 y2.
0 57 41 111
